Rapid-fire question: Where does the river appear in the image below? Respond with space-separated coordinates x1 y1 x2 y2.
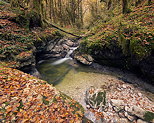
37 57 154 122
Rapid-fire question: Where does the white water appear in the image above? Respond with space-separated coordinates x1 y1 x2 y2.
52 58 71 65
52 47 78 65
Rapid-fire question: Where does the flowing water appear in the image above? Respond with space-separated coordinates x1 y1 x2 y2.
37 48 154 122
51 47 78 65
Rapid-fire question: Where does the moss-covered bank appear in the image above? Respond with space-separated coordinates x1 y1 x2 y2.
80 3 154 84
0 0 64 69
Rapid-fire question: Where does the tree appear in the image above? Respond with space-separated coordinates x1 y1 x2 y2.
148 0 151 5
122 0 128 14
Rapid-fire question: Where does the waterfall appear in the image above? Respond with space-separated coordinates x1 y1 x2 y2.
52 47 78 65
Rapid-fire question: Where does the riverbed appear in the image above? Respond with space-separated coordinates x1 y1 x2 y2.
37 58 154 122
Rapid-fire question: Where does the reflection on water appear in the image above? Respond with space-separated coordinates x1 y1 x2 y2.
37 59 73 85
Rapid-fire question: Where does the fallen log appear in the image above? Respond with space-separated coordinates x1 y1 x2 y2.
44 19 82 39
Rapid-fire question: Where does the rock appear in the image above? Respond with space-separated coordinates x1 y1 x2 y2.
127 106 146 119
90 40 126 68
137 119 147 123
62 44 70 49
75 55 93 65
95 118 104 123
84 111 97 122
118 118 129 123
140 54 154 84
124 112 136 122
83 39 154 84
65 40 74 46
37 37 79 59
30 67 42 78
85 87 108 112
46 41 55 51
110 99 125 108
52 46 64 53
110 99 148 121
74 53 93 65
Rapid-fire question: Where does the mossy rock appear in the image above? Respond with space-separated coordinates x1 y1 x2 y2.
11 10 42 29
85 87 107 111
60 92 84 114
143 111 154 122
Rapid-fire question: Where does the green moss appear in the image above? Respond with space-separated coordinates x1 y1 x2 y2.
129 30 153 60
42 96 50 105
143 111 154 122
59 92 84 115
118 32 128 54
82 116 93 123
96 91 106 106
0 1 6 5
0 33 34 44
59 92 72 100
52 31 63 37
17 100 24 111
14 10 42 29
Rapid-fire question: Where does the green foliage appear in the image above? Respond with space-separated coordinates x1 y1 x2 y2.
0 32 34 61
80 38 103 54
0 33 34 44
144 111 154 122
52 31 63 37
118 32 128 54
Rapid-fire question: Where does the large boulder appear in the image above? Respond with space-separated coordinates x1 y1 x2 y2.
73 51 93 65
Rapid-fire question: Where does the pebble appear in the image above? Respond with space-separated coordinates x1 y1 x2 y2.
138 92 142 97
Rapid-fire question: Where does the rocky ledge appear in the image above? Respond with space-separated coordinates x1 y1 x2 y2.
36 37 78 60
89 41 154 85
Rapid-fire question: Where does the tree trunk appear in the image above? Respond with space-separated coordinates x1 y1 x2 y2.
122 0 128 14
148 0 151 5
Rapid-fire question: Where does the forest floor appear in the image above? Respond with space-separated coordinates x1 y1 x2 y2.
0 67 84 122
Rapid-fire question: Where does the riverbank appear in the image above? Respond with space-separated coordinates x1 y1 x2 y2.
79 2 154 84
0 1 85 122
56 68 154 122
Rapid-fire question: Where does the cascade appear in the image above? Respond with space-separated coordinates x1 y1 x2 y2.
52 47 78 65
